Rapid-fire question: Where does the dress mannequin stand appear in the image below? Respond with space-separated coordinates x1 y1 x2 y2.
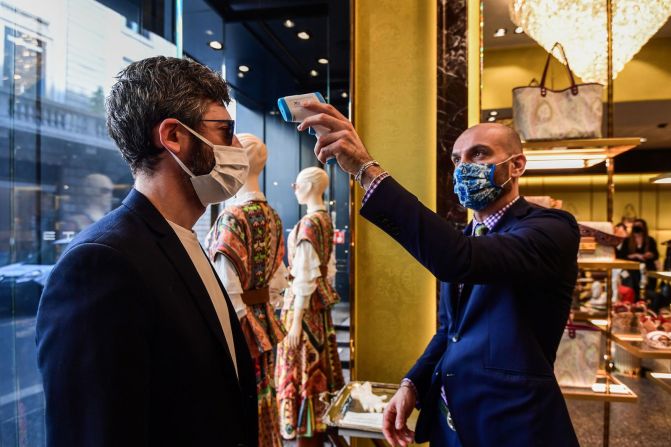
275 167 344 445
206 133 288 447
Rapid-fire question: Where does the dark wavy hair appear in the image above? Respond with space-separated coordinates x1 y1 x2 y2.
627 218 651 253
105 56 230 175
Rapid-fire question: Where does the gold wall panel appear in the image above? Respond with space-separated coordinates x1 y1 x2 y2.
352 0 437 384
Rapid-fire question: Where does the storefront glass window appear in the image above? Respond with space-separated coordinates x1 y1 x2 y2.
0 1 177 444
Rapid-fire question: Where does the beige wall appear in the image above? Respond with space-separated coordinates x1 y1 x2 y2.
352 0 437 385
520 174 671 261
483 38 671 110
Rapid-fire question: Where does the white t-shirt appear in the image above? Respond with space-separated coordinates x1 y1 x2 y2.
167 220 238 379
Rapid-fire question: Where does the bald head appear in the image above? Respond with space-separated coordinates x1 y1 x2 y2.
456 123 522 156
451 123 524 168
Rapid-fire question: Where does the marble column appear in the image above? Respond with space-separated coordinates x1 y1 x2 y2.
437 0 469 228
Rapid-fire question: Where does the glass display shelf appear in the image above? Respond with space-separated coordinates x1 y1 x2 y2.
646 372 671 395
522 138 642 171
647 271 671 282
578 259 641 270
589 319 671 359
572 307 607 321
523 137 643 152
561 372 638 403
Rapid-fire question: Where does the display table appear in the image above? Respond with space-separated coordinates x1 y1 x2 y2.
324 382 416 447
573 261 641 447
325 427 386 447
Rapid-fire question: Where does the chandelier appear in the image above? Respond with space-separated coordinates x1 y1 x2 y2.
509 0 671 85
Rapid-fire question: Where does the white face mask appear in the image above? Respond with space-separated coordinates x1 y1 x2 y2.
167 121 249 207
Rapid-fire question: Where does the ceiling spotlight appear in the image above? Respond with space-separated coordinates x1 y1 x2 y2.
205 29 214 36
13 74 21 80
283 19 295 28
514 26 524 34
487 116 496 122
297 31 311 40
341 91 348 98
208 40 223 50
237 72 245 78
489 110 498 116
318 58 329 65
493 28 507 38
238 65 250 73
309 69 319 77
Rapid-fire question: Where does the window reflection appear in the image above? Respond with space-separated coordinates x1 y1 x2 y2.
0 1 176 445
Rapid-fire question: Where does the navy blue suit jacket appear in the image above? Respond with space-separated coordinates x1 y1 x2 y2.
361 178 580 446
36 189 257 447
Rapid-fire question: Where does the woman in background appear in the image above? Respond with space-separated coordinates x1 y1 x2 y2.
617 218 659 296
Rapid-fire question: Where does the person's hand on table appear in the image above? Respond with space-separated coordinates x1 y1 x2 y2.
382 385 416 447
297 102 384 188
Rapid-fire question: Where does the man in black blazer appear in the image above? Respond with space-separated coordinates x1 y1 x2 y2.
298 103 580 447
36 57 257 446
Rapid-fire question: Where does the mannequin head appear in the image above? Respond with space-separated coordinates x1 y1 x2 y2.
236 133 267 193
293 167 329 206
237 133 268 176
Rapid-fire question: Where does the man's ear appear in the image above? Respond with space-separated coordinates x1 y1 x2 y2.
155 118 185 155
511 154 527 178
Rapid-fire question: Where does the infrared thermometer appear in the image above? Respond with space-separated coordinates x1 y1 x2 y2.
277 92 326 133
277 92 335 164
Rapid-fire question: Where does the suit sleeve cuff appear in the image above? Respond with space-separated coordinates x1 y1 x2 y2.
400 378 420 407
361 172 390 206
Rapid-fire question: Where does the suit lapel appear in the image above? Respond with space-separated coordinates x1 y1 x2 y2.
123 190 240 384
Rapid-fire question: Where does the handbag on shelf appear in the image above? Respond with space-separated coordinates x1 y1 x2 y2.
554 317 600 388
512 42 603 141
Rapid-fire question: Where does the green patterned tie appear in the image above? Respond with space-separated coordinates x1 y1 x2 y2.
474 223 489 237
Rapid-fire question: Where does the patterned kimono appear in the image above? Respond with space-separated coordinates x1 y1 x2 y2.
206 199 286 447
275 210 344 439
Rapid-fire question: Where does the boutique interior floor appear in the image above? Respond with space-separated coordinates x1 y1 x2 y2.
284 373 671 446
289 302 671 446
567 373 671 447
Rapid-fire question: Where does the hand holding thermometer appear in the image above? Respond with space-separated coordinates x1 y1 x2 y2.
277 92 336 164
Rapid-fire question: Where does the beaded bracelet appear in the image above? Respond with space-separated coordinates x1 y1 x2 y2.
354 160 380 186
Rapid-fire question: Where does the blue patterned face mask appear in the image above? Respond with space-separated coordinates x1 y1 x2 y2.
453 155 516 211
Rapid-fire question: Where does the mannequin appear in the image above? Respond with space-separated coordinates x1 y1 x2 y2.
275 167 344 445
205 133 288 447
